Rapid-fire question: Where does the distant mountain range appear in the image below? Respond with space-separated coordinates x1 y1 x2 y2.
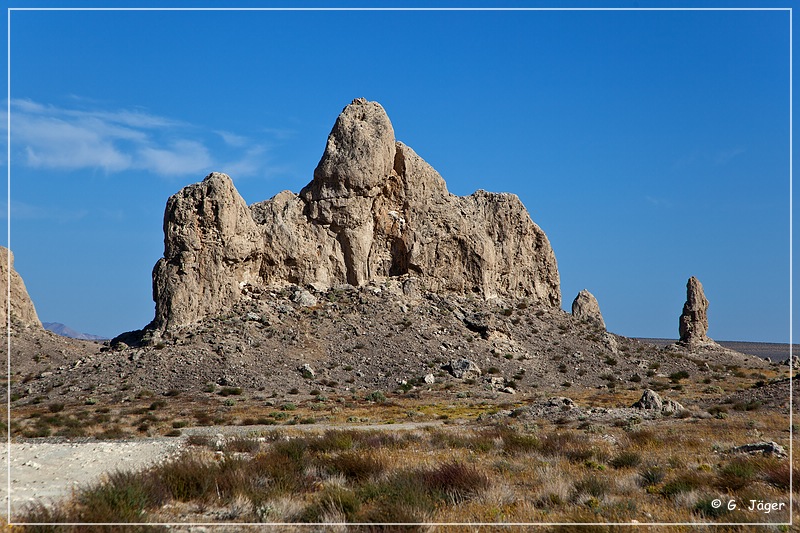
42 322 108 342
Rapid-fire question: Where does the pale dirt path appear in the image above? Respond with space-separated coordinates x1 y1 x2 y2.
0 421 445 518
1 439 185 518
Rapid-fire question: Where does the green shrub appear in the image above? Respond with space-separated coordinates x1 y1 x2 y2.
669 370 690 382
610 451 642 469
573 474 610 499
638 465 665 487
76 470 166 523
417 461 490 504
716 459 756 491
299 486 361 523
308 430 355 453
695 497 730 519
225 437 261 454
366 390 387 403
323 451 386 481
158 453 218 501
661 472 707 498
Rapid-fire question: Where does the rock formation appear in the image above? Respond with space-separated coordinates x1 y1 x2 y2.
632 389 684 414
149 98 561 332
0 246 42 330
678 276 710 346
571 289 605 329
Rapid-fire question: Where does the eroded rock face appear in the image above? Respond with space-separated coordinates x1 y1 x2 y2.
678 276 710 346
0 247 42 329
571 289 605 329
150 98 561 332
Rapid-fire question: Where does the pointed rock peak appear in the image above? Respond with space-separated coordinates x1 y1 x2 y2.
0 246 42 329
679 276 710 346
304 98 396 201
571 289 605 329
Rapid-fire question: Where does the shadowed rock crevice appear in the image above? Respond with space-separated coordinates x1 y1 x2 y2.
148 98 561 332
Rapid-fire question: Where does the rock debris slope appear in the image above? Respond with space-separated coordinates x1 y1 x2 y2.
0 246 41 330
150 98 560 333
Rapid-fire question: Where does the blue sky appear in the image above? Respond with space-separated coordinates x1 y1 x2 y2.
2 3 794 343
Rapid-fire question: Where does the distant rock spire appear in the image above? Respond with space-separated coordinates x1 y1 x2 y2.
571 289 605 329
678 276 710 346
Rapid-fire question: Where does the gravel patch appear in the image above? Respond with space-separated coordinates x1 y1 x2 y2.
1 438 184 517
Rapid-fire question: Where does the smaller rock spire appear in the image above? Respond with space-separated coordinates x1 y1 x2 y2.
678 276 710 346
571 289 605 329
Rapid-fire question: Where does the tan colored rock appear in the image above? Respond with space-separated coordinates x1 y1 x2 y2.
632 389 684 414
571 289 605 329
678 276 710 346
150 98 561 332
0 247 42 329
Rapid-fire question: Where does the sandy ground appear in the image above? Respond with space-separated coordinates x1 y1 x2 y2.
0 421 443 520
1 438 184 518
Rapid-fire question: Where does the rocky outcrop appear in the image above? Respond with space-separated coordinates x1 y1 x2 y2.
678 276 710 347
149 98 561 332
730 441 787 458
0 246 42 330
632 389 684 414
571 289 605 329
445 359 482 380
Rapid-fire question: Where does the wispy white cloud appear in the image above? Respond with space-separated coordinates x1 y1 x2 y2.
138 140 212 176
645 195 673 208
17 114 133 172
2 200 89 222
8 99 274 178
216 130 248 147
714 147 745 166
220 145 271 178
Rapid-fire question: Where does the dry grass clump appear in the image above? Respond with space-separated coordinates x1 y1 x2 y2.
16 416 792 527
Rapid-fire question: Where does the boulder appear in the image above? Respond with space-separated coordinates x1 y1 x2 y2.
571 289 605 329
678 276 710 346
445 358 482 380
632 389 684 414
149 98 561 331
291 289 318 307
298 364 315 379
0 247 42 329
730 441 787 458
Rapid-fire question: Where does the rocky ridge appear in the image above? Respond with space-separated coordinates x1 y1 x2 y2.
149 98 560 334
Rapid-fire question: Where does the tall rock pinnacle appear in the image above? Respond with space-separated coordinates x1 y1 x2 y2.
678 276 710 346
0 246 42 330
149 98 561 332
